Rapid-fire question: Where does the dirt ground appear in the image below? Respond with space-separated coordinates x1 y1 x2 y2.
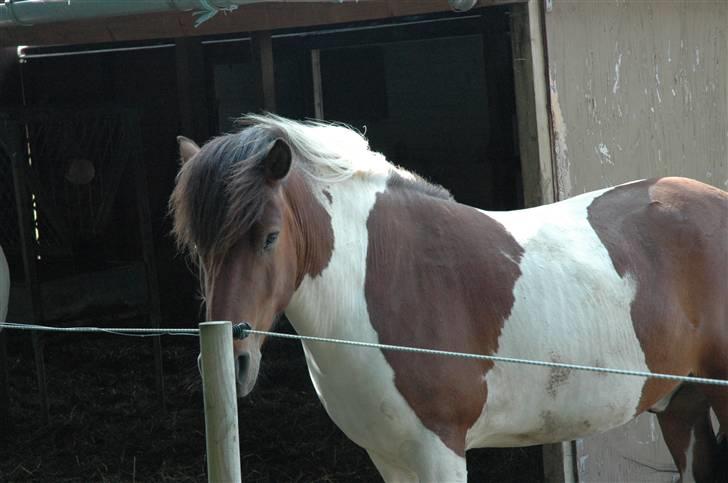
0 321 543 482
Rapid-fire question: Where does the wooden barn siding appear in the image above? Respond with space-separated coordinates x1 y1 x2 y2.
543 1 727 481
546 0 727 198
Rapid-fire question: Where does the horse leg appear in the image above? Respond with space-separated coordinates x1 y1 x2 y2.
367 445 467 483
656 384 720 482
367 450 417 483
700 384 728 481
412 452 467 483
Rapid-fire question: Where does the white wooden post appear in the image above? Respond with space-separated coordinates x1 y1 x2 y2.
199 321 242 483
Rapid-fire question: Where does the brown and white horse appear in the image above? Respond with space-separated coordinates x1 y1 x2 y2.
170 114 728 482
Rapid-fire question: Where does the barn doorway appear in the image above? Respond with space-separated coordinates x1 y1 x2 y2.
209 7 523 212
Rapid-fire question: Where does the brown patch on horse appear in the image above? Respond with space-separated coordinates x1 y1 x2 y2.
364 174 523 455
284 172 334 285
587 177 728 413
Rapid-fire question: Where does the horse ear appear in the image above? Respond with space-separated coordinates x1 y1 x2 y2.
263 138 292 182
177 136 200 165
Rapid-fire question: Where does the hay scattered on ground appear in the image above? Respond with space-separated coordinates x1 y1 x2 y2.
0 322 541 482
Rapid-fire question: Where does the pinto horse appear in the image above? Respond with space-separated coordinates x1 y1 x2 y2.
170 114 728 482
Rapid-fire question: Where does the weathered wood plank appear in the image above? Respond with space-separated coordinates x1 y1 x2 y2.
7 120 49 423
0 1 526 48
130 120 166 413
252 31 276 113
510 0 555 207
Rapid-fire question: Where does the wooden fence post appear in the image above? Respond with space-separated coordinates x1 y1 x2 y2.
199 321 241 483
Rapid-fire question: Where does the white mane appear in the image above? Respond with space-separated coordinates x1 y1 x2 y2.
239 113 407 184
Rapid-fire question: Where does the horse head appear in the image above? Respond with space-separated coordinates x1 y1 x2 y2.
171 130 303 397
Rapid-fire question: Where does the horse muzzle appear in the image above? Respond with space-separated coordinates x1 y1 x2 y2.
235 349 261 397
195 343 261 398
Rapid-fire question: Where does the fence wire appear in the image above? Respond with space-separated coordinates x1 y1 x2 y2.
1 321 728 387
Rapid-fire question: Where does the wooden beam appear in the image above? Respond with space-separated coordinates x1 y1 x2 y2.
0 1 525 48
7 119 49 424
311 49 324 119
130 119 166 413
510 0 554 208
175 38 209 142
252 31 276 113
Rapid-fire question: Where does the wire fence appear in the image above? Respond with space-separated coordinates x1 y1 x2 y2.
2 320 728 387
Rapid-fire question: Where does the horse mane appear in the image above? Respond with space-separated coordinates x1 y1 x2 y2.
170 113 451 262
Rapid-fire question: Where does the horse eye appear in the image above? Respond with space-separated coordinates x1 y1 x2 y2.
263 231 279 251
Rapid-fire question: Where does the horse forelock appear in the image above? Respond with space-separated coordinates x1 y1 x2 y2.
170 126 273 267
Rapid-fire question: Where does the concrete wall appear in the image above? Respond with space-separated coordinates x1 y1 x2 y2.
543 1 727 481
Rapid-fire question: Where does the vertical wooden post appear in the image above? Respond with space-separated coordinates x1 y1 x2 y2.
129 118 166 413
251 31 276 113
510 0 555 208
199 321 241 483
175 38 209 142
7 120 49 424
311 49 324 120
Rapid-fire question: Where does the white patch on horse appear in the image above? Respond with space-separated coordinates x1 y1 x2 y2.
286 173 465 480
467 187 650 448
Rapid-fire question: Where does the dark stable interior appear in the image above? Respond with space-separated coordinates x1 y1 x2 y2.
0 6 542 482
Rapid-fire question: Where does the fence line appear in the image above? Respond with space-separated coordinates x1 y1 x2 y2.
2 321 728 387
0 321 198 337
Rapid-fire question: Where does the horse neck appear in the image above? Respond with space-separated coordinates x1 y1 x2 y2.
284 169 390 339
282 170 334 288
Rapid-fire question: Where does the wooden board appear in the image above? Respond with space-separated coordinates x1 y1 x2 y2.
0 1 524 48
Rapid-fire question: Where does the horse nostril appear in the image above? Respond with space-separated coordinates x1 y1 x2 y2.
237 353 250 378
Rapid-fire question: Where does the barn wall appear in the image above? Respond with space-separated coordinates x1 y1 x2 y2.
543 1 727 481
546 0 727 199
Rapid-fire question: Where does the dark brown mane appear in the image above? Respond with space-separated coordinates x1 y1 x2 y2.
388 171 454 201
169 125 278 263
